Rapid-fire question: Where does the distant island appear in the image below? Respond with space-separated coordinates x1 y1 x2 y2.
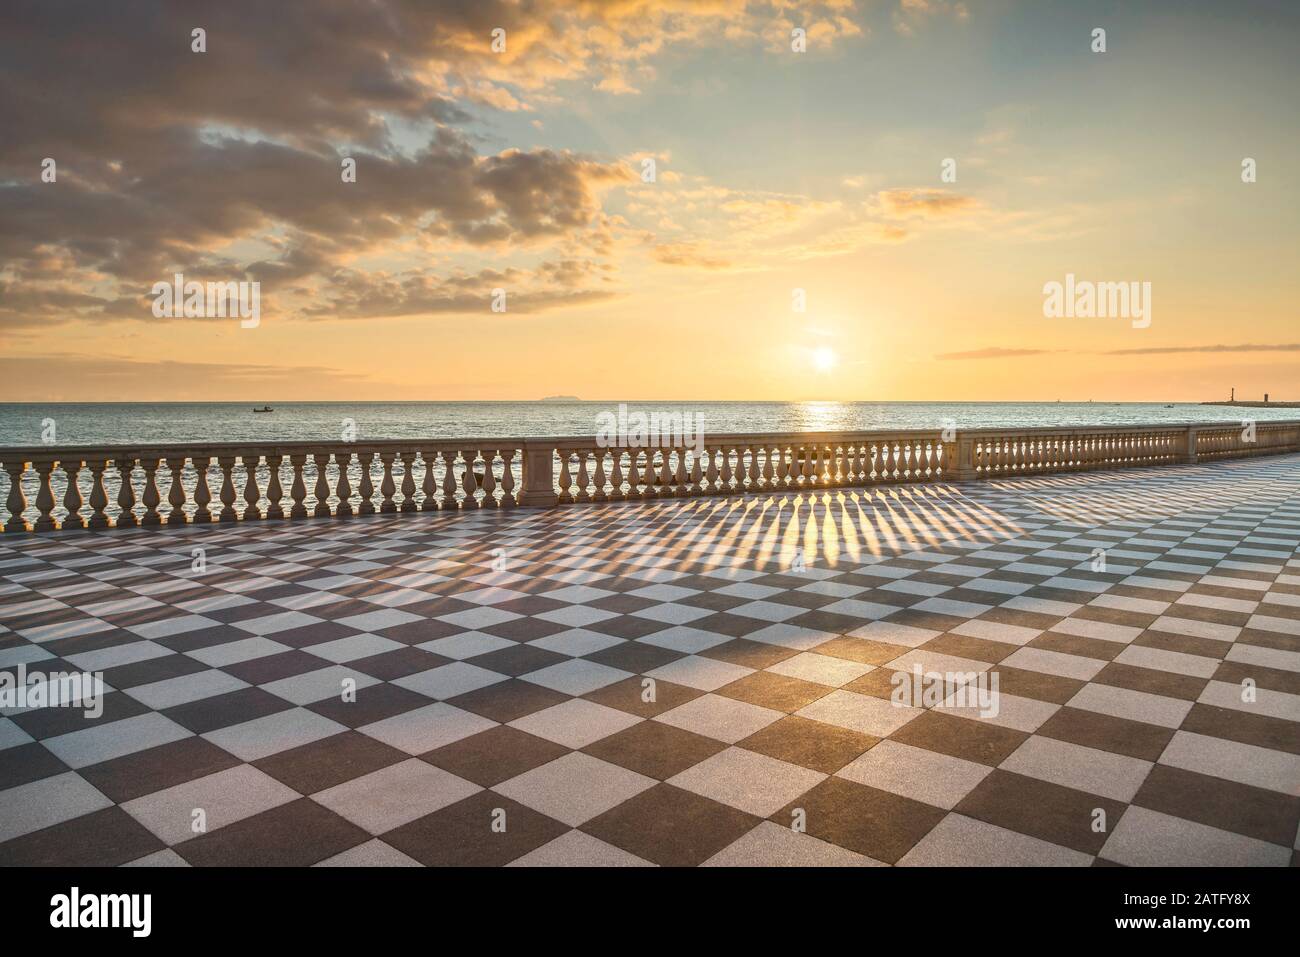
539 395 581 402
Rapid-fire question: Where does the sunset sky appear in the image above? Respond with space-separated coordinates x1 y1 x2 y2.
1 0 1296 402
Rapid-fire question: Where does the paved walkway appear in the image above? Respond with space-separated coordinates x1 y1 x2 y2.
2 456 1298 866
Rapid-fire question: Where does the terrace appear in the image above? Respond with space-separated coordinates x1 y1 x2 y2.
1 425 1298 866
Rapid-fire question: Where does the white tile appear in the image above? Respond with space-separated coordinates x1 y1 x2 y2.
1158 730 1300 794
522 659 631 696
1101 806 1291 867
124 669 249 711
837 741 991 809
509 699 641 749
359 702 495 755
795 690 921 737
646 655 752 692
203 708 345 762
122 765 297 845
313 759 480 833
496 752 655 826
899 813 1092 866
767 652 873 687
703 821 883 867
669 747 825 816
393 662 505 700
509 830 654 867
262 665 380 705
306 632 404 663
0 772 111 843
43 712 191 769
654 693 782 744
1000 736 1151 802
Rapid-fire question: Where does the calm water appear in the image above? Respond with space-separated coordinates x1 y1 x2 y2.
2 401 1294 447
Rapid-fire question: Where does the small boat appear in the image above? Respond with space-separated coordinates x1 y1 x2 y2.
253 406 274 413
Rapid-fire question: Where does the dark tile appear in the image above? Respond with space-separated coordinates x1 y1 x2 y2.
1038 707 1173 762
889 710 1027 766
467 643 567 677
447 678 568 724
1133 764 1300 846
0 806 164 867
956 769 1125 855
255 729 407 793
773 777 945 864
739 715 877 774
308 682 432 728
716 671 830 713
164 686 293 734
80 736 241 803
582 721 725 780
423 726 569 787
178 799 368 866
222 650 327 685
0 742 68 789
584 639 683 673
383 791 568 866
581 675 703 718
582 784 758 867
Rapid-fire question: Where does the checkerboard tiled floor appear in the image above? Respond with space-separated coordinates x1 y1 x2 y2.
3 456 1298 867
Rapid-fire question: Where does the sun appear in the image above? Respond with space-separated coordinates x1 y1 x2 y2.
811 346 837 372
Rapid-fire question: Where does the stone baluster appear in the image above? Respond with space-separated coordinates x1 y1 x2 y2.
574 451 590 503
441 451 458 510
461 450 480 508
165 456 187 525
719 447 733 494
658 448 673 496
609 450 624 501
420 452 439 511
1 461 27 532
335 452 353 517
589 450 605 503
87 461 110 529
641 449 657 499
136 458 161 526
557 451 574 503
289 454 308 519
481 450 499 507
32 460 58 532
216 456 237 522
61 459 86 530
313 453 332 517
673 449 687 497
116 458 140 528
265 455 284 519
499 449 516 507
378 452 397 513
399 451 418 512
357 452 375 515
241 455 262 519
193 456 213 523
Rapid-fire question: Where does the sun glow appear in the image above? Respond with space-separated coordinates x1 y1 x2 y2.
812 346 837 372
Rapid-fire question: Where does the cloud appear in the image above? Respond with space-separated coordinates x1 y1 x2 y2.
878 188 980 219
1102 343 1300 356
0 353 371 402
935 347 1054 360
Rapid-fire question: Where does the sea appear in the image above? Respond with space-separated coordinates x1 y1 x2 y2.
2 401 1295 447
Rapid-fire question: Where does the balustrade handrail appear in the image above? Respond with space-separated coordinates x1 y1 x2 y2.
1 420 1298 533
3 418 1298 460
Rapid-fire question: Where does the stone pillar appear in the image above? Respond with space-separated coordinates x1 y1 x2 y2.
1182 427 1200 465
515 441 557 507
946 436 977 482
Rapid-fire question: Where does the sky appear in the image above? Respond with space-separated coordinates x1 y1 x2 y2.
1 0 1297 402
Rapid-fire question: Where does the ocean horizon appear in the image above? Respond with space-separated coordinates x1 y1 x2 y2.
2 400 1293 447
